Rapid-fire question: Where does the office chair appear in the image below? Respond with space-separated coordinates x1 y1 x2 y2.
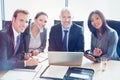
54 20 84 33
54 20 83 27
2 19 32 30
107 20 120 57
2 20 12 30
54 20 84 35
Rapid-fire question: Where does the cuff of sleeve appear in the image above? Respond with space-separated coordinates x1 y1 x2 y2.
24 61 26 67
95 57 101 63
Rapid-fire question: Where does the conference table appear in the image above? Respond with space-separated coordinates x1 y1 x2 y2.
0 71 5 78
81 58 120 80
0 53 120 80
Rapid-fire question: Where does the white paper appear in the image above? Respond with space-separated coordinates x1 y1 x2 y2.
70 73 89 79
32 52 48 63
13 68 36 72
1 70 36 80
41 65 69 79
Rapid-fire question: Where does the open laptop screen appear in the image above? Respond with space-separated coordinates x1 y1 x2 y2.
48 52 84 66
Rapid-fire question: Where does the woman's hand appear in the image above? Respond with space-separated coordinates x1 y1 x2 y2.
24 53 32 60
31 50 40 56
84 53 96 62
93 48 102 57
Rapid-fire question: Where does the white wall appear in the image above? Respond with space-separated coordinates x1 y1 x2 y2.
68 0 120 50
0 14 1 30
3 0 120 50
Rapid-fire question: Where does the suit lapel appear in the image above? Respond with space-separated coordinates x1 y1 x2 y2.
7 25 15 56
25 34 30 52
67 24 75 49
56 25 63 49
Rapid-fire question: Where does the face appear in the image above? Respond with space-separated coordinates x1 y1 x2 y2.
34 15 47 29
91 13 103 29
12 13 28 33
60 10 72 28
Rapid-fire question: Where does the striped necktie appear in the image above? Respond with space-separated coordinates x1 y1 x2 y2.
14 35 20 55
62 30 68 51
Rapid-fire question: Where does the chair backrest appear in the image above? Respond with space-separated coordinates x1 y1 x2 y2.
54 20 83 27
2 20 12 30
54 20 84 33
107 20 120 57
2 19 32 30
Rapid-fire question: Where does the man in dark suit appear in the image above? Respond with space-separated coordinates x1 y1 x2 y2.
0 9 38 71
48 7 84 52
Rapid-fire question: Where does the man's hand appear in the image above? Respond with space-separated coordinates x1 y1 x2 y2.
25 58 38 66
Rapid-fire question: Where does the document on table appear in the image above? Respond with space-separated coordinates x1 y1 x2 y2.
0 70 36 80
41 65 69 79
32 52 48 63
70 73 89 79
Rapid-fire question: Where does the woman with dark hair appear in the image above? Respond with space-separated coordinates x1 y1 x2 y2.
23 12 48 59
85 10 119 62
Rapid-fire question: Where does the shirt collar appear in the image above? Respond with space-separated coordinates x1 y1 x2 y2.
61 22 72 31
30 25 44 35
12 26 20 38
40 28 44 32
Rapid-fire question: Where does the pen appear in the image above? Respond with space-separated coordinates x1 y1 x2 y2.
13 69 36 72
39 58 48 63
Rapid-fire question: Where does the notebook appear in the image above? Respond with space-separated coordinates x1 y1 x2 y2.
40 66 94 80
48 51 84 66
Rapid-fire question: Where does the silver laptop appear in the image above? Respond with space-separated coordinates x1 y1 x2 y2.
48 52 84 66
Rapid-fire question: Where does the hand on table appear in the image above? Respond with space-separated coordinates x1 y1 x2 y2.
31 50 40 56
93 48 102 57
24 53 32 60
25 58 38 66
84 54 96 62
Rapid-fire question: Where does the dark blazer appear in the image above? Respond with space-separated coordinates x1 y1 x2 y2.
0 24 25 71
23 25 47 53
48 23 84 52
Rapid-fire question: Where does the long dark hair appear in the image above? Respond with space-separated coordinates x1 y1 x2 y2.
87 10 108 37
